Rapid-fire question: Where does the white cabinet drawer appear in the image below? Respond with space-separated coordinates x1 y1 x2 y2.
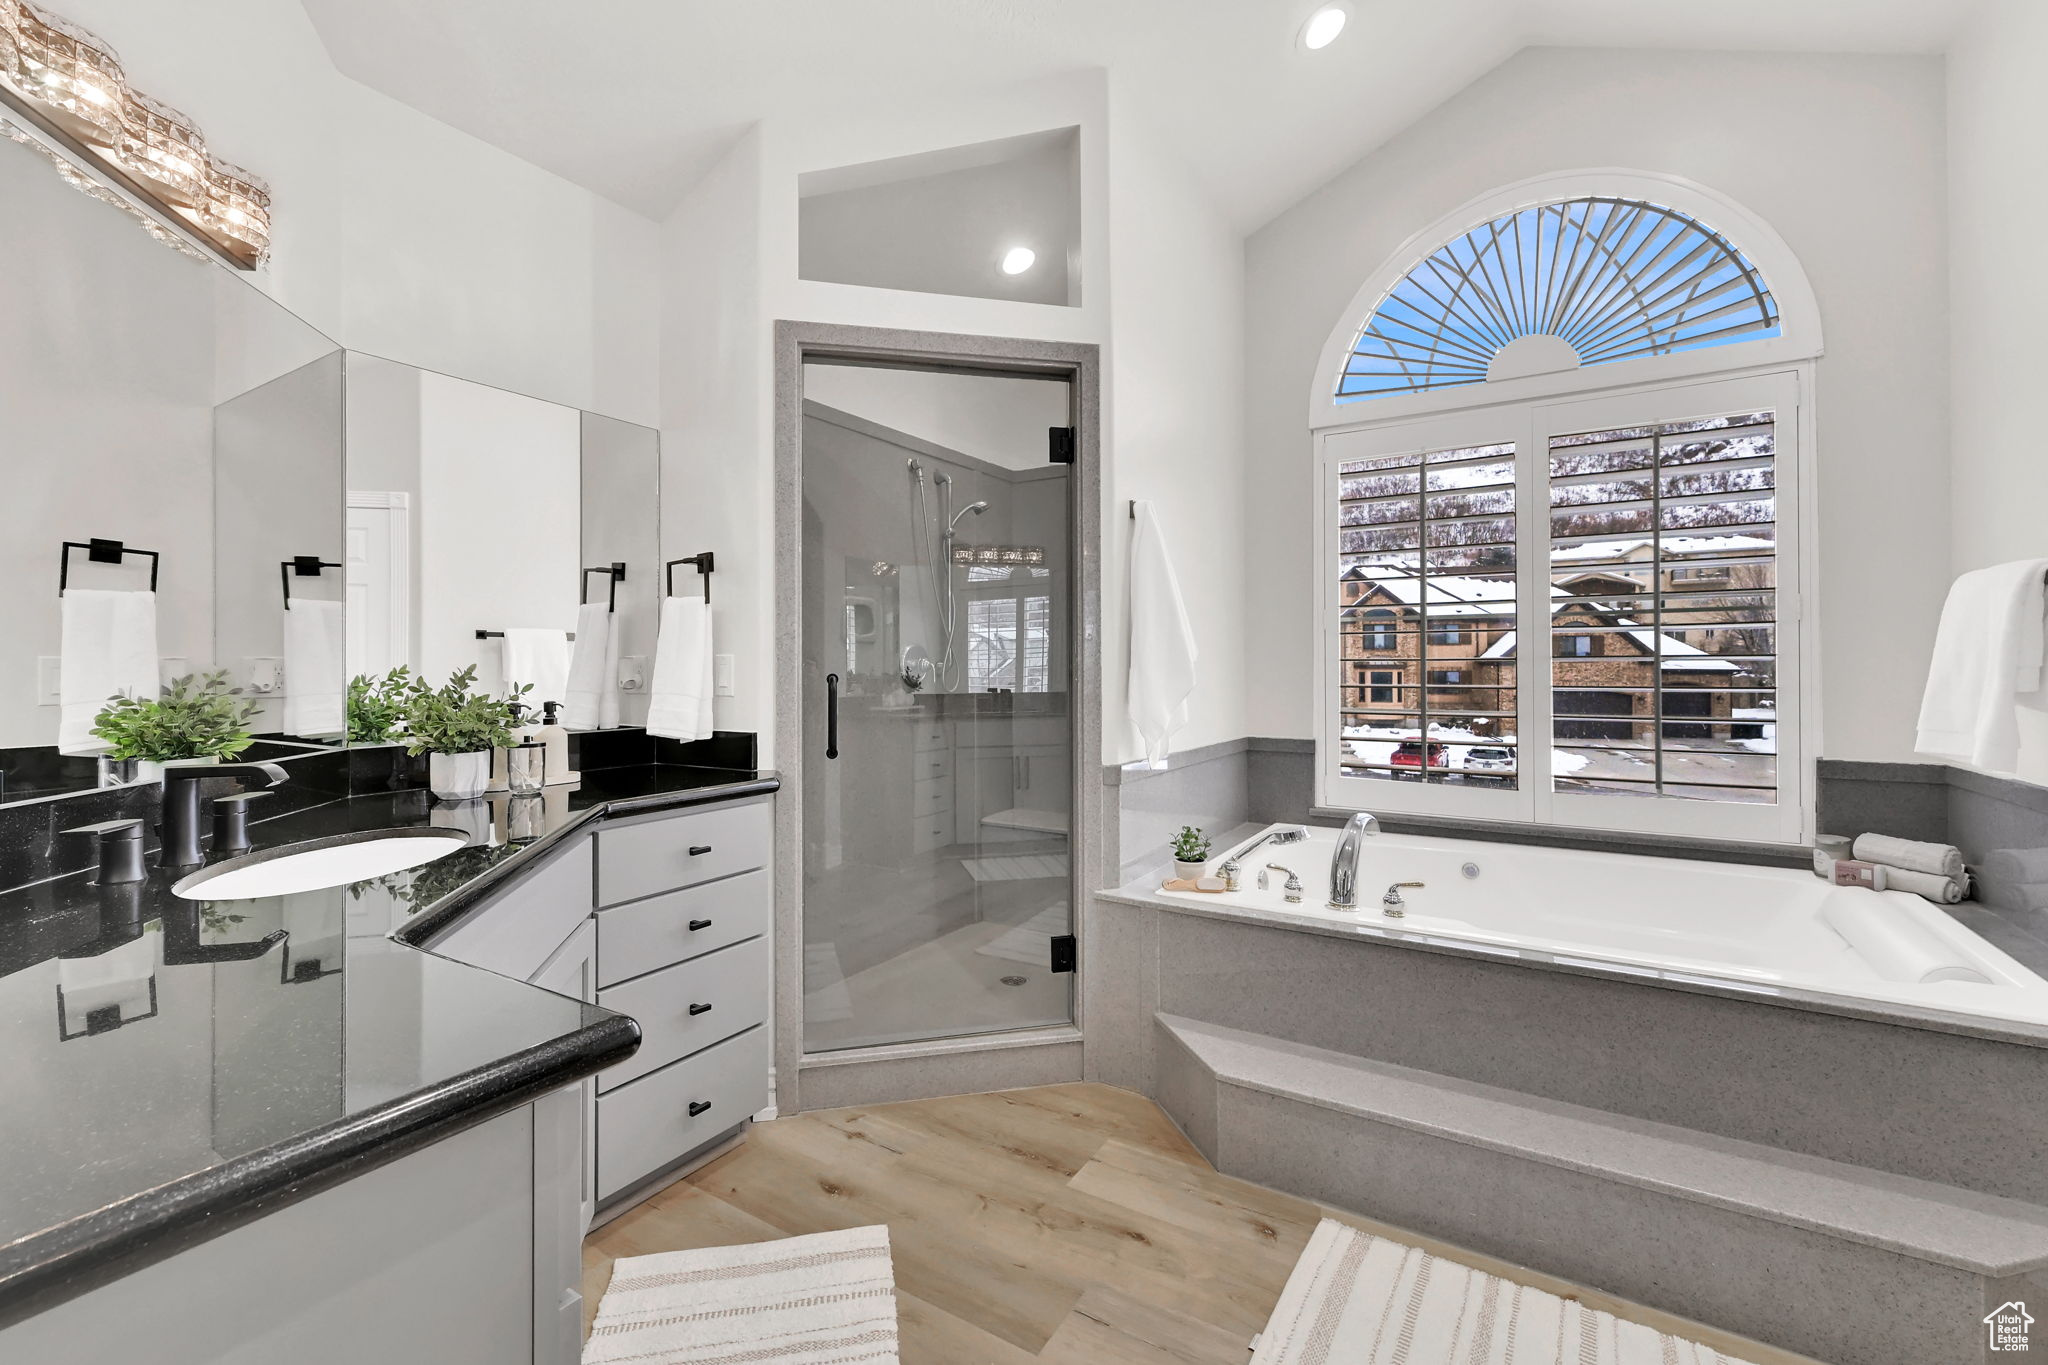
595 936 768 1092
912 751 952 781
596 799 770 907
910 722 948 753
912 777 951 816
431 840 593 980
912 816 949 854
595 869 768 988
597 1025 768 1200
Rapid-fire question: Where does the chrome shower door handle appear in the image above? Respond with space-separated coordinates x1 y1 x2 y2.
825 672 839 760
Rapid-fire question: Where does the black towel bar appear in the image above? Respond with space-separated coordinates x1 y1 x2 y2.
665 553 715 604
59 539 159 592
279 556 342 605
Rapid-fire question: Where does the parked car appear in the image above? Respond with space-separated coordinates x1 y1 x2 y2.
1389 741 1448 777
1463 746 1516 782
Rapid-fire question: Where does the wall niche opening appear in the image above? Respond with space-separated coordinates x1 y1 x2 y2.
798 127 1080 307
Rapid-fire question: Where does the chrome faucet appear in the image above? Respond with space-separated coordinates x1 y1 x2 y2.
1327 811 1380 910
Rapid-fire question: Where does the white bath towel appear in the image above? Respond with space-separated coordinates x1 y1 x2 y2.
500 628 571 711
1916 559 2048 771
281 598 345 738
1126 500 1197 769
58 588 160 754
1877 864 1970 905
1851 832 1965 880
647 597 714 742
562 603 621 730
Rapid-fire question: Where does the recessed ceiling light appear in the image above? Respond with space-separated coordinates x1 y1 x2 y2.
1300 4 1347 50
1000 246 1037 276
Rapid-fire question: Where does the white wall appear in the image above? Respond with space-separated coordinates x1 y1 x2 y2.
1949 0 2048 782
1243 47 1949 769
61 0 659 426
416 373 582 696
800 366 1071 472
1103 92 1248 764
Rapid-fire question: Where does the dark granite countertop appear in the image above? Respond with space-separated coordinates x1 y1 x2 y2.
0 762 777 1329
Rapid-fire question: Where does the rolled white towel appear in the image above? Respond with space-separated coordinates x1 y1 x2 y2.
1852 832 1964 880
1877 864 1969 905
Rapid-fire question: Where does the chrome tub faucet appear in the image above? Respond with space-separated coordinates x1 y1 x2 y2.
1328 811 1380 910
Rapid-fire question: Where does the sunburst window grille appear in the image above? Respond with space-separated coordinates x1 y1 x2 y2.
1337 199 1780 402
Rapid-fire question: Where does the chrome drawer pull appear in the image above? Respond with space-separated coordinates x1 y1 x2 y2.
688 1002 713 1016
688 918 713 931
688 844 712 856
688 1100 711 1117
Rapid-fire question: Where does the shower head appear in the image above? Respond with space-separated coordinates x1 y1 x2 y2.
1226 825 1310 864
949 501 991 530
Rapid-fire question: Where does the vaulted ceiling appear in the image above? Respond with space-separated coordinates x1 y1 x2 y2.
297 0 1978 229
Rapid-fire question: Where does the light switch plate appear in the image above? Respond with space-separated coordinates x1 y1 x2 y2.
714 653 735 697
37 656 59 705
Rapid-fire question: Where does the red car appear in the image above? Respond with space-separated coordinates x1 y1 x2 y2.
1389 741 1448 776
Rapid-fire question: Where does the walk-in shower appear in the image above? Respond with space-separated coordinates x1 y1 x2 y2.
800 360 1077 1053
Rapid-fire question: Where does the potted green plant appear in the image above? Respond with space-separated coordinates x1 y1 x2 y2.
397 666 525 801
91 672 261 782
346 666 414 744
1170 825 1212 880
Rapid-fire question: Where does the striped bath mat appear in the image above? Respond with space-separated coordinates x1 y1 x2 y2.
1253 1221 1758 1365
584 1225 900 1364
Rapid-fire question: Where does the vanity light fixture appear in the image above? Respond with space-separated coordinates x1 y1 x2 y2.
999 245 1036 276
1299 4 1348 50
0 0 270 267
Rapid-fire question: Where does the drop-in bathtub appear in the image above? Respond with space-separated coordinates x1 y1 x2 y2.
1150 822 2048 1028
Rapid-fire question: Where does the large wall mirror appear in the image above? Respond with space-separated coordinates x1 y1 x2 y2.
342 356 662 737
0 128 345 807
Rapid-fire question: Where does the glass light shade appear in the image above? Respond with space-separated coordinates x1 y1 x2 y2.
0 0 270 267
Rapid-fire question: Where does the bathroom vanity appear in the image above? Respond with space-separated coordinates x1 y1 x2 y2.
0 762 776 1364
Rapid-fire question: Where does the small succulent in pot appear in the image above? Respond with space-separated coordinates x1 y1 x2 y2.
91 671 260 767
1170 824 1212 879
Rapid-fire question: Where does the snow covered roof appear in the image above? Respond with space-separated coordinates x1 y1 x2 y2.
1477 628 1741 671
1548 534 1775 564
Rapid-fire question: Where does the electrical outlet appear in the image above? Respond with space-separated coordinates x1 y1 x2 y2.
616 655 647 692
37 657 59 705
714 653 735 697
244 657 284 694
158 657 187 686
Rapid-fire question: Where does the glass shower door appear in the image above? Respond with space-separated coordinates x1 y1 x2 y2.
799 361 1075 1053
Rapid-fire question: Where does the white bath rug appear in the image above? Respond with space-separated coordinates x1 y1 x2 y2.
584 1225 901 1364
974 903 1069 966
1252 1220 1759 1365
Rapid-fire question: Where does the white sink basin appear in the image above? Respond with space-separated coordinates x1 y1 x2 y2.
172 829 469 901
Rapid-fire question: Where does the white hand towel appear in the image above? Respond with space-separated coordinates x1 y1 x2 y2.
647 597 714 742
281 598 346 738
500 628 572 712
1915 559 2048 772
1126 500 1198 769
562 603 617 730
59 588 160 754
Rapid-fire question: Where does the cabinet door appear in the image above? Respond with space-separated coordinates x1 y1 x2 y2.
529 919 597 1235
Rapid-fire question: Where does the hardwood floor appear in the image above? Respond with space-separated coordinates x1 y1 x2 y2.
582 1082 1822 1364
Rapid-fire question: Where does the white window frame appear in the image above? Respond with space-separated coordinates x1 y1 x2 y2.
1316 365 1815 845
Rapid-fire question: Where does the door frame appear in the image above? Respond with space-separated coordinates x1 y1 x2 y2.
772 321 1103 1115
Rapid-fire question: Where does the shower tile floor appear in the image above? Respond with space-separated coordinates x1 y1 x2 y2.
804 837 1072 1052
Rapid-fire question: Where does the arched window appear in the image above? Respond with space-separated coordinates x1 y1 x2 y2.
1336 198 1780 403
1314 175 1819 846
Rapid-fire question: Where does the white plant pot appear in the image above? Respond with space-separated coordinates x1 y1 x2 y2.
137 755 220 785
1173 859 1208 881
428 751 491 802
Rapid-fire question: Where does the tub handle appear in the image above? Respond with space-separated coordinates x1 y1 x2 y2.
1382 881 1424 916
